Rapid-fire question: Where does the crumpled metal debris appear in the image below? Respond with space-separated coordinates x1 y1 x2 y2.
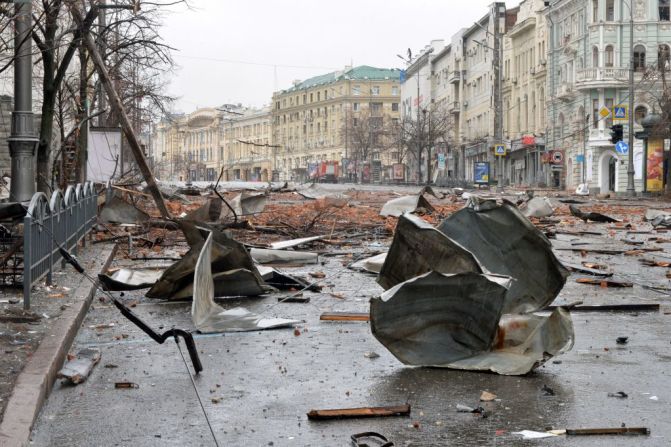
183 197 222 222
221 191 268 218
371 199 573 375
521 197 554 218
379 194 435 217
256 265 321 291
192 233 300 333
146 221 271 299
99 268 165 291
569 205 619 223
377 213 480 290
644 208 671 227
437 199 569 314
350 252 388 274
100 195 150 224
269 235 325 250
250 248 319 265
296 184 349 200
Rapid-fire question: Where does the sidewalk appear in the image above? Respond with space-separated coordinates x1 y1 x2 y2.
0 243 116 447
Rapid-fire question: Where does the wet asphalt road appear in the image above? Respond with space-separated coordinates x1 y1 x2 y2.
29 192 671 446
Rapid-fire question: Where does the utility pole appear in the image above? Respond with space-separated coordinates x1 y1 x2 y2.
8 0 38 202
493 3 504 190
97 0 107 127
626 2 636 196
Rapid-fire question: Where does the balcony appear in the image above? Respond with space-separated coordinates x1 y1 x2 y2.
448 101 460 115
575 67 629 90
556 82 575 101
448 70 464 84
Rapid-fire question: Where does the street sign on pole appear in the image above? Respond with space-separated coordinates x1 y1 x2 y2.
493 144 506 156
599 106 611 119
615 140 629 155
613 106 627 121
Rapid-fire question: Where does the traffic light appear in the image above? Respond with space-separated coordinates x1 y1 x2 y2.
609 124 623 144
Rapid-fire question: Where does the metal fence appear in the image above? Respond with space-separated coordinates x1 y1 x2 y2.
23 182 98 309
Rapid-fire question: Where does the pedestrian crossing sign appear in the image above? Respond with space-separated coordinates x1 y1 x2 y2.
493 144 507 156
613 106 627 121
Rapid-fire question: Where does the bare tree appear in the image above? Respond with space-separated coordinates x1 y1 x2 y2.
397 105 453 184
340 107 397 180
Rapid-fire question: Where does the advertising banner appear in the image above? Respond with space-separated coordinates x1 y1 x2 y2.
474 162 490 185
437 153 446 170
393 163 405 180
308 163 318 179
647 138 664 192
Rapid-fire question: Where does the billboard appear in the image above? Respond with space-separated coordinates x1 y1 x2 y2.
392 163 405 180
646 138 664 192
474 162 490 185
87 127 122 182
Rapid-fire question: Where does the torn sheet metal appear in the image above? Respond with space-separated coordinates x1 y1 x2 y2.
269 235 325 250
296 184 349 200
379 194 435 217
437 199 569 314
521 197 554 218
221 191 268 218
100 196 150 224
147 221 270 299
172 268 269 299
377 213 481 290
98 268 164 291
256 265 321 291
192 233 299 333
184 197 222 222
371 272 511 366
350 252 388 274
569 205 620 223
644 208 671 227
250 248 319 265
370 271 574 375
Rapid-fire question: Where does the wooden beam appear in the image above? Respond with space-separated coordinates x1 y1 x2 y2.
307 404 411 420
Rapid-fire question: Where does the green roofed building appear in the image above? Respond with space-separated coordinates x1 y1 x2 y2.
271 65 402 183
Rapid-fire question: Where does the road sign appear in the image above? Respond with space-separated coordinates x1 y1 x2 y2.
493 144 506 156
599 106 611 118
576 154 585 163
551 151 563 164
615 140 629 155
613 106 627 121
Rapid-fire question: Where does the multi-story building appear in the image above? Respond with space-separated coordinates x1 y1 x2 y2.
502 0 548 186
151 105 271 182
221 107 272 182
545 0 669 193
271 65 401 183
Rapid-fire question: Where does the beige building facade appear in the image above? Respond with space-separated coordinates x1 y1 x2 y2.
271 65 401 182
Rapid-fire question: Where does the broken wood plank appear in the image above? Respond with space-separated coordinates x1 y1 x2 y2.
576 278 633 287
307 404 411 420
545 303 659 312
277 296 310 303
320 312 369 321
566 427 650 436
57 348 101 384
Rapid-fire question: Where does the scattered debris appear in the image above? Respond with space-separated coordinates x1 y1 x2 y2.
575 278 633 287
512 430 559 440
608 391 628 398
479 391 497 402
639 258 671 267
0 308 41 323
616 336 629 344
521 197 554 218
645 209 671 228
100 195 150 224
569 205 620 223
191 232 300 333
250 248 319 265
565 427 649 436
363 351 380 359
320 312 369 321
57 348 101 385
349 252 387 273
306 404 411 420
350 432 394 447
379 193 435 217
564 263 613 277
269 235 325 250
115 382 139 389
541 384 555 396
98 268 164 291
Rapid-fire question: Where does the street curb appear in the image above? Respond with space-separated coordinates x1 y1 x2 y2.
0 244 117 447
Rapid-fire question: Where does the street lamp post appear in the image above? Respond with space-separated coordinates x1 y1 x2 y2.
626 2 636 196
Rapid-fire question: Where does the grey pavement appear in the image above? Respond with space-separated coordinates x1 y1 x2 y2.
29 198 671 447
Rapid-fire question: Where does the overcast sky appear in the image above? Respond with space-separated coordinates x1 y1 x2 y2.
161 0 498 113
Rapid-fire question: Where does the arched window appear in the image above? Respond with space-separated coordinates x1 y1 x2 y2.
531 90 536 129
635 105 648 125
605 45 614 67
658 44 670 70
593 46 599 67
634 45 646 71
